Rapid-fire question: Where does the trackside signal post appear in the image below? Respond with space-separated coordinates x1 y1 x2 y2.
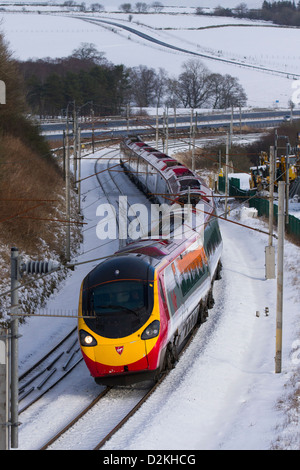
10 247 20 448
0 247 60 449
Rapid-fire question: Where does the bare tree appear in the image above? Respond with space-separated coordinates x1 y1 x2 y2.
164 78 181 109
234 2 249 17
151 1 164 12
153 67 169 107
90 3 104 12
129 65 157 107
209 73 247 108
207 73 224 109
176 59 213 108
78 2 86 12
119 3 132 13
71 42 107 65
195 7 204 15
0 33 26 120
135 2 148 12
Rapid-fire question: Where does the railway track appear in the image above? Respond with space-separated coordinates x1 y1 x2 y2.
33 144 166 449
93 374 166 450
39 383 155 449
18 142 121 414
39 386 112 449
40 317 201 450
20 138 216 449
42 377 167 450
19 327 83 413
94 146 150 243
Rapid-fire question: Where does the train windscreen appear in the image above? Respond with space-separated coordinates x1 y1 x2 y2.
83 280 153 338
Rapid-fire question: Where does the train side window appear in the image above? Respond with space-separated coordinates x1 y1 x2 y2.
164 263 182 317
159 278 166 304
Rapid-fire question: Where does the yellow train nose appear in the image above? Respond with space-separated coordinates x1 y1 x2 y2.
93 337 147 367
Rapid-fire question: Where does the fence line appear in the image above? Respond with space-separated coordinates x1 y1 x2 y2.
218 176 300 239
249 197 300 239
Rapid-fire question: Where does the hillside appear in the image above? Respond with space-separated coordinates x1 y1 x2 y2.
0 33 81 321
0 6 299 108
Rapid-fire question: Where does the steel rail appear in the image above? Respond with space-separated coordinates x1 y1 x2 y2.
39 387 112 450
93 319 204 450
18 325 83 413
28 136 218 450
19 327 77 382
94 147 147 242
93 376 166 450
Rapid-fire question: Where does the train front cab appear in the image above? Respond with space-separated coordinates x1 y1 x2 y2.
78 255 167 385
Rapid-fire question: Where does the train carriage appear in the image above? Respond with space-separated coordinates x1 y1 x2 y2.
78 136 222 385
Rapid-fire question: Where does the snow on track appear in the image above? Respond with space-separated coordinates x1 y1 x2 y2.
101 214 296 450
17 145 300 450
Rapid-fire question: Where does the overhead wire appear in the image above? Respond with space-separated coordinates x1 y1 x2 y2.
0 124 285 300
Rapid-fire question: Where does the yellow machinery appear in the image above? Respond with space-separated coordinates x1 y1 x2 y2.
250 151 299 191
250 152 270 191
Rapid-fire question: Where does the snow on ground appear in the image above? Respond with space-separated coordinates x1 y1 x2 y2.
0 4 299 451
0 1 266 10
102 208 300 450
229 172 251 189
289 201 300 219
16 144 300 450
0 9 299 107
18 149 120 373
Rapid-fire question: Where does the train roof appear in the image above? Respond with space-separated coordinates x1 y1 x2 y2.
169 166 194 176
116 202 209 264
117 239 170 261
123 136 213 201
84 251 157 286
116 237 194 268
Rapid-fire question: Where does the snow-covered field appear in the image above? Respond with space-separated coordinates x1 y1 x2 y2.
0 3 299 451
0 4 300 108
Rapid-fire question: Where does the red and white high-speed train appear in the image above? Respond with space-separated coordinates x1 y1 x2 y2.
78 136 222 385
119 136 213 206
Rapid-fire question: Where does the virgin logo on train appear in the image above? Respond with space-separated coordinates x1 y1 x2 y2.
115 346 124 355
78 136 223 387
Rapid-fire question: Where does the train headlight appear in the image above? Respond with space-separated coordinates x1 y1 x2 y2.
141 320 160 340
79 330 97 347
